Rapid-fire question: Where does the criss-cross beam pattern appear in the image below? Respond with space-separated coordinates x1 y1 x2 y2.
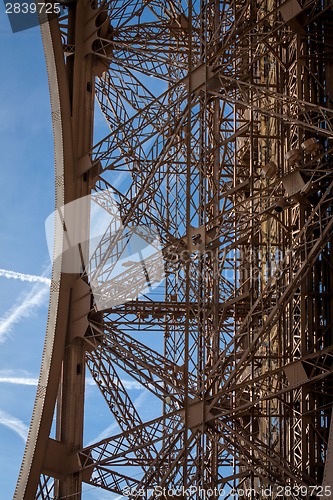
15 0 333 499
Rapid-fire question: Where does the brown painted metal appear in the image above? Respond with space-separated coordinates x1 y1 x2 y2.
15 1 333 499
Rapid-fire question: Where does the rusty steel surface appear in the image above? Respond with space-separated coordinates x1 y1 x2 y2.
15 0 333 499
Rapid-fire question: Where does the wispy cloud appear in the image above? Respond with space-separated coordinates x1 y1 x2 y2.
0 377 38 386
133 390 149 408
0 409 29 442
0 374 143 390
88 421 119 446
86 377 142 390
87 389 149 447
0 281 49 342
0 268 51 285
0 369 38 386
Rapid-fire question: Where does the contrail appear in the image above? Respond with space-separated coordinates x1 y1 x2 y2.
0 375 141 389
0 268 51 285
0 377 38 386
0 409 29 442
0 283 50 342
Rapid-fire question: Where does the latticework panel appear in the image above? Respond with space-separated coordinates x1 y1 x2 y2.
15 1 333 499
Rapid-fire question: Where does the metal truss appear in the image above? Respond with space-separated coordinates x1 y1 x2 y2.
15 0 333 499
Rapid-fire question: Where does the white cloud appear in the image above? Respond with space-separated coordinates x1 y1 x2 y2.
0 377 38 386
0 373 143 389
87 389 149 447
87 421 119 446
133 390 149 408
122 380 143 390
0 369 31 377
0 282 50 342
0 268 51 285
0 409 29 442
86 377 142 390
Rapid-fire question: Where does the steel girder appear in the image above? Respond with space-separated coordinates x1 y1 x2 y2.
15 1 333 499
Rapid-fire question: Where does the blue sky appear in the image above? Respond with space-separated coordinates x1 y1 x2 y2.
0 6 54 498
0 7 161 499
0 2 235 498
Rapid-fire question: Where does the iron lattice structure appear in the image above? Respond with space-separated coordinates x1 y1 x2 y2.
15 0 333 499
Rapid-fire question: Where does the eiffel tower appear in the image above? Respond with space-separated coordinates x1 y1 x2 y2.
15 1 333 498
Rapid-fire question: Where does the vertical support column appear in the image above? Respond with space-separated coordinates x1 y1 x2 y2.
56 0 97 496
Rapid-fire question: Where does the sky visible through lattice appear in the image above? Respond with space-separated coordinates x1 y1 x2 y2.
0 6 162 498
